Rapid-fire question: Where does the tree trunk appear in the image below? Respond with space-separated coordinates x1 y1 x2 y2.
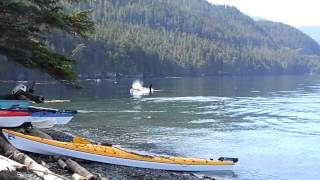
65 159 98 180
27 128 53 140
0 171 26 180
0 155 26 172
71 173 86 180
57 159 68 170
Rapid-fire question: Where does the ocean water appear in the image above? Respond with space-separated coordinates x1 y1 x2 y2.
1 75 320 179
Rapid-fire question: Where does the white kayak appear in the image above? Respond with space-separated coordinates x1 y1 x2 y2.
2 129 238 171
5 106 77 128
31 119 56 129
0 110 30 127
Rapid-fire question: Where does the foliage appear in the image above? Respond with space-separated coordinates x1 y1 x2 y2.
0 0 94 81
67 0 320 77
2 0 320 80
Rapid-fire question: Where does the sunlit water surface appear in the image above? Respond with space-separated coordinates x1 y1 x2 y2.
1 75 320 180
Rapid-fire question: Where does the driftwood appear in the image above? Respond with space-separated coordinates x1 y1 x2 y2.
0 135 65 180
71 173 86 180
65 158 98 180
27 128 53 140
0 171 26 180
57 159 68 170
58 159 86 180
0 155 26 172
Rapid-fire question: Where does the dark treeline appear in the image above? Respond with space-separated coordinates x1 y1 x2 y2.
1 0 320 80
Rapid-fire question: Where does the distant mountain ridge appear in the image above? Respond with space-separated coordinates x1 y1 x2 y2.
299 26 320 45
252 16 267 21
1 0 320 80
257 21 320 55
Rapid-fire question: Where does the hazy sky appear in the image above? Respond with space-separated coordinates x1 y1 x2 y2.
208 0 320 27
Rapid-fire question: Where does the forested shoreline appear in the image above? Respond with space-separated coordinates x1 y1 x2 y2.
1 0 320 80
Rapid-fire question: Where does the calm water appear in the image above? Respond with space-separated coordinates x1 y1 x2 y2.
2 75 320 180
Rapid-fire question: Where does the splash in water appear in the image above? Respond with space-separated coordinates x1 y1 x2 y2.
130 80 154 96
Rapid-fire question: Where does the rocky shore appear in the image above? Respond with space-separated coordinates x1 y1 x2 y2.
0 128 214 180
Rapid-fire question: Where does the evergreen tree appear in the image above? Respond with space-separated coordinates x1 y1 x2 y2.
0 0 94 81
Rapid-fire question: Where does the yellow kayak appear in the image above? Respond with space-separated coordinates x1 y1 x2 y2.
2 129 237 171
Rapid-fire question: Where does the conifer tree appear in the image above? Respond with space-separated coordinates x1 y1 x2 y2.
0 0 94 81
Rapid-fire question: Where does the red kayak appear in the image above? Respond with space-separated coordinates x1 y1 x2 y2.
0 110 30 127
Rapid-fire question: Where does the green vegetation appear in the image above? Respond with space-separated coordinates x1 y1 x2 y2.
0 0 94 81
1 0 320 80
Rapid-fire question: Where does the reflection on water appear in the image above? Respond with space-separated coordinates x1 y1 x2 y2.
1 75 320 179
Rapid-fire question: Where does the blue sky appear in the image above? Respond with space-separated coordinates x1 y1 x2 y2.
208 0 320 27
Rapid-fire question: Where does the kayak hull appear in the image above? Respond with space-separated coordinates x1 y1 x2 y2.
3 130 236 171
30 111 74 125
30 116 73 128
0 117 28 127
3 107 76 128
0 110 74 128
0 110 30 127
31 119 56 129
